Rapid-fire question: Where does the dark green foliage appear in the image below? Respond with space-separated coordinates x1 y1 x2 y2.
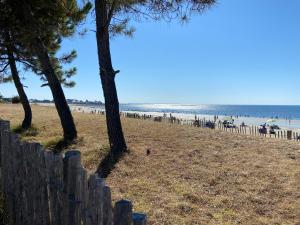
0 0 92 141
100 0 216 38
31 50 78 88
11 96 20 104
0 0 92 88
0 0 92 49
0 53 12 85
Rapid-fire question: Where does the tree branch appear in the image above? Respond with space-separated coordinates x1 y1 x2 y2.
0 62 9 73
107 0 116 25
41 83 49 87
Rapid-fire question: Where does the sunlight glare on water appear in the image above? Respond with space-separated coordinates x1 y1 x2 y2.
135 104 211 111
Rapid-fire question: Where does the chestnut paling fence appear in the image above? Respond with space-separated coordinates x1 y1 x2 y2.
0 120 147 225
74 106 300 140
120 112 299 141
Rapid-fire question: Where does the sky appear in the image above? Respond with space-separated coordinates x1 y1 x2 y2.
1 0 300 105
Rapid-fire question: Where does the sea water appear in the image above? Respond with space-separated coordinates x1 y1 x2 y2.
72 103 300 130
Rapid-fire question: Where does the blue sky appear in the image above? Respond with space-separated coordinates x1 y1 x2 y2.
1 0 300 105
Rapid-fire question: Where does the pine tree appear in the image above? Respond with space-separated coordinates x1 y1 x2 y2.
0 26 32 129
94 0 215 176
0 0 92 141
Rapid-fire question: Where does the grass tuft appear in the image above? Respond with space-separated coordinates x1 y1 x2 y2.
43 136 82 153
12 124 39 137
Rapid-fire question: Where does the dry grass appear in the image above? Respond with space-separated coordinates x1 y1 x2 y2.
1 103 300 225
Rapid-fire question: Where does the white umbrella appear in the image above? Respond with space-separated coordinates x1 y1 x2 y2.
266 119 277 124
223 116 233 122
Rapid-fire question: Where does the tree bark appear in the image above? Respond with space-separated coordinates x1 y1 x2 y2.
95 0 127 157
19 2 77 141
7 46 32 129
33 38 77 141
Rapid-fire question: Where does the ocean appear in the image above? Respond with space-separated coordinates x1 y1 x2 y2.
118 104 300 120
69 103 300 130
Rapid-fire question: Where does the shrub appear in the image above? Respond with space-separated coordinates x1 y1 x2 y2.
11 96 20 104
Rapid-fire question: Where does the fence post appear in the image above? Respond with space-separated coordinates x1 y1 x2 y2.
6 132 18 224
86 174 105 225
103 186 113 225
114 199 133 225
36 143 51 225
0 121 10 193
133 213 147 225
63 150 84 225
292 132 295 140
287 130 292 140
0 120 10 168
15 138 26 225
22 143 36 225
44 151 64 225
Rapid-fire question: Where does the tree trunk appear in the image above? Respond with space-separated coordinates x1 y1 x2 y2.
19 2 77 141
32 38 77 141
7 47 32 129
95 0 127 158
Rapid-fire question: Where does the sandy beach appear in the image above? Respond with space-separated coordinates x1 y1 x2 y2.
65 103 300 131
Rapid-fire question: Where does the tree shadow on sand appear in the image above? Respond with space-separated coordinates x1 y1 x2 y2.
44 137 81 154
96 146 128 178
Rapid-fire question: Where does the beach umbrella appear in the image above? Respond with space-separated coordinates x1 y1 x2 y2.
266 119 277 124
223 116 233 121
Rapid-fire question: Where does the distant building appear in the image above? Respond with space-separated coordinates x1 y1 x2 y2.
30 98 103 105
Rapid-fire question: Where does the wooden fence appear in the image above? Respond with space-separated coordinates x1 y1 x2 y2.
0 120 147 225
121 112 182 125
120 112 300 142
214 120 299 141
195 119 300 141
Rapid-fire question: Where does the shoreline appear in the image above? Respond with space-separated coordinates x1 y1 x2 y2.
69 104 300 131
35 103 300 131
